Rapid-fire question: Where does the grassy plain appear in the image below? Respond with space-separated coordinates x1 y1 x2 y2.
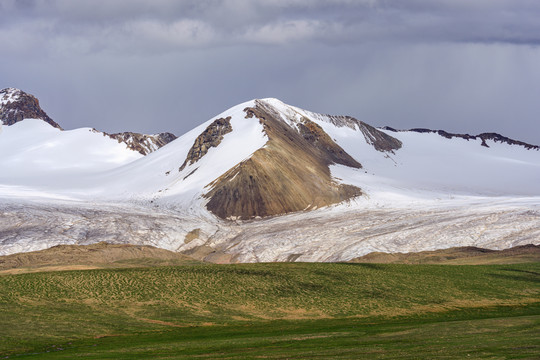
1 262 539 358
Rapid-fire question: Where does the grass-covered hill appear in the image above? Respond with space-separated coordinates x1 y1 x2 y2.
1 260 539 358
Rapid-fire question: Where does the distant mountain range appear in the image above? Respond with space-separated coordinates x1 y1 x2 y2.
1 87 538 261
0 87 176 156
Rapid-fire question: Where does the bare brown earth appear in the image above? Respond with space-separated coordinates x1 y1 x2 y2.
204 100 363 220
0 242 200 274
349 244 540 265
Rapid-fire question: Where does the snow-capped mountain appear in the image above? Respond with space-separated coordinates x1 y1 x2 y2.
0 89 539 261
0 88 176 162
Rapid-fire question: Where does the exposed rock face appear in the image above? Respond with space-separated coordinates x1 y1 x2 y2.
0 88 62 129
384 127 539 150
204 100 362 220
106 131 177 155
179 117 232 171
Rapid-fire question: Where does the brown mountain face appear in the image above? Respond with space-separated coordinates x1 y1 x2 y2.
203 100 368 220
0 88 62 129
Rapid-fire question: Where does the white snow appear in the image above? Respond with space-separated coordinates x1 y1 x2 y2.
325 129 540 201
0 97 539 260
0 119 143 199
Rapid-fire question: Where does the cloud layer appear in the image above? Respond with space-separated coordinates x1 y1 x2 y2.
3 0 540 55
1 0 539 144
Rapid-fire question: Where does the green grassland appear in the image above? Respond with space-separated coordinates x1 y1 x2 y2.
1 262 539 358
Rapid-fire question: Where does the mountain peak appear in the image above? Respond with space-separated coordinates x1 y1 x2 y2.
202 99 366 219
0 87 62 130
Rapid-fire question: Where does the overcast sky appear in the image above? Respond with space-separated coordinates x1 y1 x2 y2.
1 0 540 144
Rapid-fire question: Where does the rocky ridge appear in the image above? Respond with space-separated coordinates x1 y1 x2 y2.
382 126 539 150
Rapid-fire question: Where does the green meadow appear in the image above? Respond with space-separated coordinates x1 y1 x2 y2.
1 262 539 358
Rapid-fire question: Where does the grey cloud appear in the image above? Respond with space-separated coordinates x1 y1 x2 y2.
1 0 540 145
2 0 540 57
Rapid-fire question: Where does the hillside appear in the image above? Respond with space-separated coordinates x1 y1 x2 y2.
0 242 200 274
0 262 538 357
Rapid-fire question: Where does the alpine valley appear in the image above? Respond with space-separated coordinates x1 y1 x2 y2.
1 87 539 262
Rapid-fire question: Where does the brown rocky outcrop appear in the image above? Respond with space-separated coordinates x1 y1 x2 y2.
0 88 62 129
106 131 177 155
179 117 232 171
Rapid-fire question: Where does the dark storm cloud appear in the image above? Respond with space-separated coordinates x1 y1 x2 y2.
1 0 540 145
3 0 540 54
